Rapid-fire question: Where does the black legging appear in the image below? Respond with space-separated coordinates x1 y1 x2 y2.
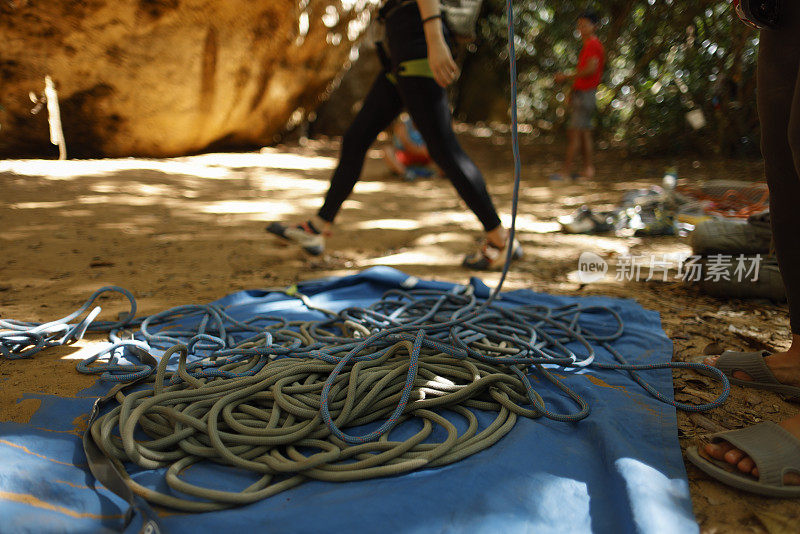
758 2 800 334
317 4 502 233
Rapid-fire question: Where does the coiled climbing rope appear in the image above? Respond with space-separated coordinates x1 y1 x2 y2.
3 284 730 511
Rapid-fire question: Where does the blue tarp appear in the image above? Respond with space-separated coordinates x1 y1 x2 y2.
0 267 697 533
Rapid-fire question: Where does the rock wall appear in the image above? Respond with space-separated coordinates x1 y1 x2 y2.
0 0 377 157
310 22 383 137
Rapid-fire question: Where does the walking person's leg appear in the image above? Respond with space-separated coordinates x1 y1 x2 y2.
396 74 520 269
267 72 403 254
317 73 404 227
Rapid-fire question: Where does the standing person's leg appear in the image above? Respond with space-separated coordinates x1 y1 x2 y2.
563 128 580 178
396 74 519 269
567 89 596 180
267 73 403 254
580 129 595 180
696 7 800 490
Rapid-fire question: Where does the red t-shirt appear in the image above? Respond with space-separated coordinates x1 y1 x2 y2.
573 36 605 91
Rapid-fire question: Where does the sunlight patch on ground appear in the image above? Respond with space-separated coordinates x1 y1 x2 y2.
338 200 366 212
412 232 471 246
90 183 175 197
57 341 117 361
0 159 230 180
15 195 164 209
521 186 555 200
350 181 392 194
499 214 561 233
178 150 337 171
352 219 421 231
199 199 319 218
249 172 331 193
413 211 481 228
14 200 72 209
362 248 455 267
60 210 94 218
0 151 336 182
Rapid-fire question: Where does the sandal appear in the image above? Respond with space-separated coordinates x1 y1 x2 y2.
710 351 800 402
687 422 800 498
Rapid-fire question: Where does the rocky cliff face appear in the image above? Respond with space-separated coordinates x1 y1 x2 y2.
0 0 377 157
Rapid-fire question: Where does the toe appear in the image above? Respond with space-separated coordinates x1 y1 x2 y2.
705 441 733 460
736 456 755 474
724 448 746 465
704 355 719 367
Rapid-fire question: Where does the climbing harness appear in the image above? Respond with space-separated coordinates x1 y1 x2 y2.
0 0 732 523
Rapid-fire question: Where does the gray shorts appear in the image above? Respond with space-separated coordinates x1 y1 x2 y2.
569 89 597 130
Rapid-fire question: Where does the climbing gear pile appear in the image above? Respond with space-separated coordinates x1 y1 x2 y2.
2 283 731 512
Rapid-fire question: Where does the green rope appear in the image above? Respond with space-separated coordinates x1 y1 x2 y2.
89 326 536 511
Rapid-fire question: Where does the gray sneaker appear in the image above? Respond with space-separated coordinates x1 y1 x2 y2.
691 214 771 255
266 221 325 255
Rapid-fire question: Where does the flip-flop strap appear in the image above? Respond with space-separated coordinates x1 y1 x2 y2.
716 351 778 384
710 422 800 487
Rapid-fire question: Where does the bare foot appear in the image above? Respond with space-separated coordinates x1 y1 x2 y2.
702 413 800 485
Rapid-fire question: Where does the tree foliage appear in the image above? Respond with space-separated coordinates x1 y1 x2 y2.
467 0 760 156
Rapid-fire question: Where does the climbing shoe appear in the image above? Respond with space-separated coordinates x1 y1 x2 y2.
266 221 325 256
558 206 616 234
462 238 523 271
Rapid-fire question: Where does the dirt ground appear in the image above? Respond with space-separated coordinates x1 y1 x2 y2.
1 128 799 532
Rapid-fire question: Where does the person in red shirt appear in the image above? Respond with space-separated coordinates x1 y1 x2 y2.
554 10 605 181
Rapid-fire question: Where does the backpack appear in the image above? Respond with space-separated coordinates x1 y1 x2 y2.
441 0 484 40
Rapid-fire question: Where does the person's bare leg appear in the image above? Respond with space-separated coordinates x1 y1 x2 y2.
563 129 580 176
703 335 800 484
581 130 595 180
